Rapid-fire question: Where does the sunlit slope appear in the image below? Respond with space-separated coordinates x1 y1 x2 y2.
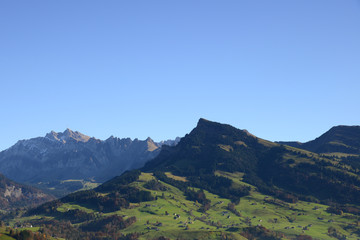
16 171 360 239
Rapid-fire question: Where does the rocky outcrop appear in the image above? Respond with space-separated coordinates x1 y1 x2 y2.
0 174 54 209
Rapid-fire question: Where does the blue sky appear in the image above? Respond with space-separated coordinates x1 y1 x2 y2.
1 0 359 150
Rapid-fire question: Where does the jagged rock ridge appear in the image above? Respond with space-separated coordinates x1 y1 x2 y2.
0 129 180 196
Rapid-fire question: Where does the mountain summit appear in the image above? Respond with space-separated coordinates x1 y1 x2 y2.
45 128 91 143
144 118 263 174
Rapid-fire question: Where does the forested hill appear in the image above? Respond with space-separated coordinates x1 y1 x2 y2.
0 173 54 210
143 118 360 205
144 118 265 175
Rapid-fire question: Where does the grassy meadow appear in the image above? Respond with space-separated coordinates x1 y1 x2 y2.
8 171 359 239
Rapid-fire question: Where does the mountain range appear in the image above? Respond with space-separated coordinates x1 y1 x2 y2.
8 118 359 240
0 129 180 197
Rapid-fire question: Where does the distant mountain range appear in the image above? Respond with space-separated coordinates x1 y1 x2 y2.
0 129 180 197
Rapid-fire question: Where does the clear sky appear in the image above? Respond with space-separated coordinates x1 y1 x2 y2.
1 0 359 151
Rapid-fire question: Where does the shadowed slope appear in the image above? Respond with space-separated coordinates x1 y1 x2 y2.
0 173 54 210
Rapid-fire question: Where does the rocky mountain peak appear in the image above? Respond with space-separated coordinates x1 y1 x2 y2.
145 137 158 152
46 129 91 143
197 118 211 126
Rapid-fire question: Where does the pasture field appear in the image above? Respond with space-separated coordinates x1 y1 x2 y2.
9 171 360 239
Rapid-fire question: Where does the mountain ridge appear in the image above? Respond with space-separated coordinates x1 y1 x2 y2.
277 125 360 154
15 118 360 240
144 119 360 204
0 129 180 197
45 128 92 143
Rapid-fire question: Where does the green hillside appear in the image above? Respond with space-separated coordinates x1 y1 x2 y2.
7 170 360 239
